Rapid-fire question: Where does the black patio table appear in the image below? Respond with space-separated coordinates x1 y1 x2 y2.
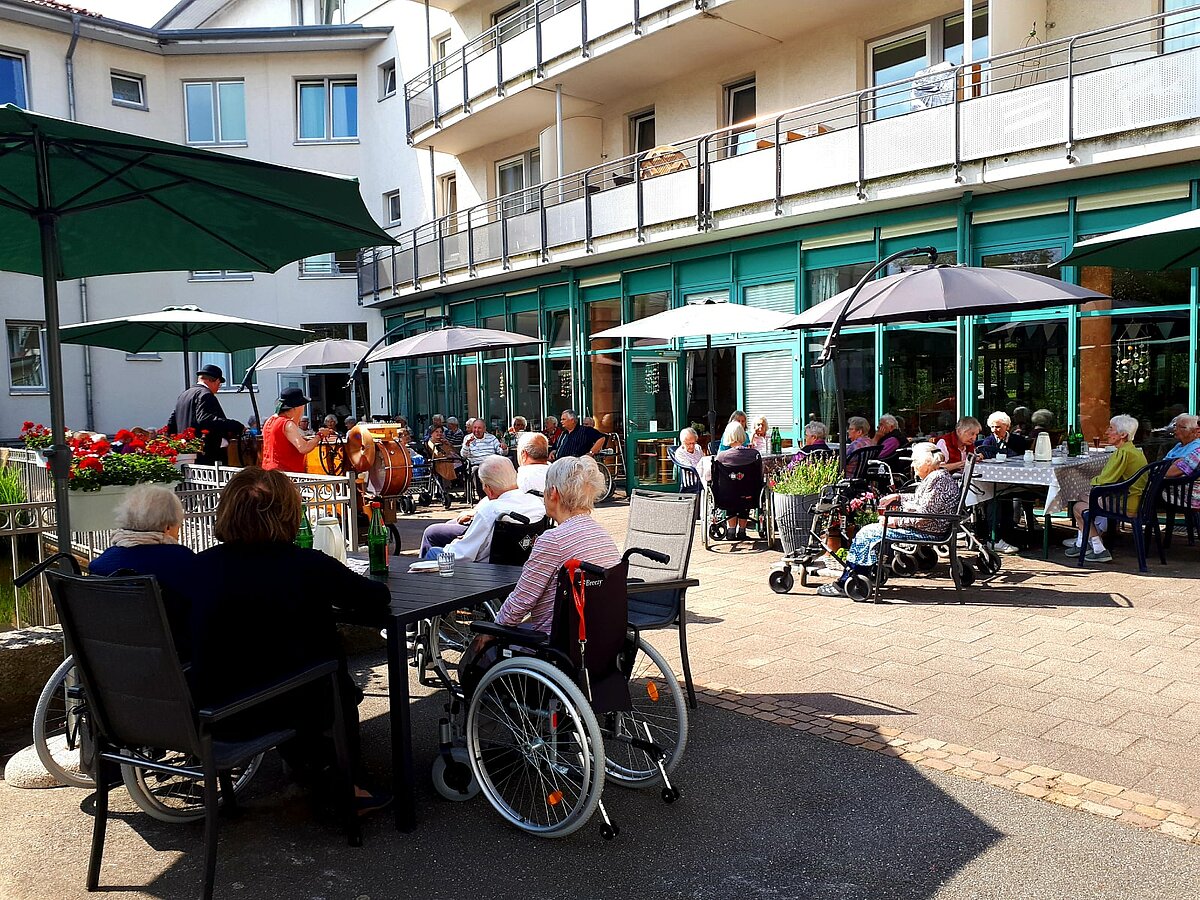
336 559 524 831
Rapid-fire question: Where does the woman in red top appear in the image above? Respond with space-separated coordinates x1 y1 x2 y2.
261 387 332 473
935 416 982 472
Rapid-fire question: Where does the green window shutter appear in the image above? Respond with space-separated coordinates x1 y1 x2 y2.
744 280 795 314
231 348 257 386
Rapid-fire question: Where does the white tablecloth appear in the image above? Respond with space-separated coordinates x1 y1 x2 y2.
969 453 1110 515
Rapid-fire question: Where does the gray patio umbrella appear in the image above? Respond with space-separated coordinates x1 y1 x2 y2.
0 104 393 551
256 338 371 419
1059 207 1200 269
782 249 1109 466
592 300 797 439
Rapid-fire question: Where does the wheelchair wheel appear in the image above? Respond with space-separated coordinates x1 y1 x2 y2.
428 602 498 685
913 545 938 572
388 523 403 556
33 656 93 789
890 552 917 577
844 573 873 603
769 568 794 594
605 637 688 789
122 751 263 823
467 657 604 837
976 548 1002 578
596 463 614 504
432 751 480 802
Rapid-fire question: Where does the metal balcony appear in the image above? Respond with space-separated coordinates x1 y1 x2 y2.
366 5 1200 302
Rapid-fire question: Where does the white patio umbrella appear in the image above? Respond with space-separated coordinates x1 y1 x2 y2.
255 338 371 420
365 325 541 363
591 299 797 438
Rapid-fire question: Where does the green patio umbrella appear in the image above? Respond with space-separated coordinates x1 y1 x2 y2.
1060 207 1200 269
0 103 394 553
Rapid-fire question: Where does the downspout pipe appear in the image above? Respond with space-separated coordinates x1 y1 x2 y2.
65 14 96 430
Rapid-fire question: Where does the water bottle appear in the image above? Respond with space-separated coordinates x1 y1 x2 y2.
368 501 389 575
295 510 314 549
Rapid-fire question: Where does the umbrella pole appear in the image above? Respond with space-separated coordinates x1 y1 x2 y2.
706 334 716 445
182 333 191 386
38 215 75 558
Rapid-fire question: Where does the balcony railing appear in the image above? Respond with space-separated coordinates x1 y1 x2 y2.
404 0 693 139
366 5 1200 301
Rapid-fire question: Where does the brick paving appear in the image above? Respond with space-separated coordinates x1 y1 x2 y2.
395 496 1200 844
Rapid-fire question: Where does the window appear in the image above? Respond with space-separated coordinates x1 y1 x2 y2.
302 322 368 342
724 78 756 157
297 78 358 141
379 59 397 99
630 109 656 155
184 80 246 145
110 72 146 108
198 350 256 389
190 270 253 281
1 51 28 108
1165 0 1200 53
496 149 540 216
7 321 46 391
492 1 534 43
438 174 458 218
869 5 989 118
434 32 452 60
384 189 402 225
299 249 358 277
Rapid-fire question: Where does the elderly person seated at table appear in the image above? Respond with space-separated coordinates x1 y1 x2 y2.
444 416 466 446
716 411 749 453
716 422 761 540
189 467 391 813
936 416 981 472
673 427 705 493
89 484 197 658
978 411 1028 458
818 443 959 598
749 415 770 454
461 417 504 467
542 415 562 446
1064 415 1148 563
845 417 873 454
797 421 833 460
423 414 446 442
516 431 551 494
1164 414 1200 460
420 456 545 561
874 414 908 464
491 456 621 633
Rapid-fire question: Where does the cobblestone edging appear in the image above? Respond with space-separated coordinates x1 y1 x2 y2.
697 684 1200 846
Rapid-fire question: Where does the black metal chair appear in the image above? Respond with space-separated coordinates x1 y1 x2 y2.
44 564 360 900
1076 459 1172 573
841 444 882 491
1160 465 1200 549
624 490 701 709
489 511 552 566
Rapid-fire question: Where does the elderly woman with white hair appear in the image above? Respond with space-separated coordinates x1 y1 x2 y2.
493 456 621 633
1064 414 1148 563
978 411 1029 458
818 443 959 599
89 484 197 656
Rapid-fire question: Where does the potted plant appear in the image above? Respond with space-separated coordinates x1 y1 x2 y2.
21 423 186 531
845 491 879 540
767 455 841 555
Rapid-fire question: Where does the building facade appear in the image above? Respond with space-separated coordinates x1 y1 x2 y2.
360 0 1200 492
0 0 445 437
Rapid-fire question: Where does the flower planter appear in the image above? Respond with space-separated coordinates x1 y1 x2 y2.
68 485 134 532
772 490 821 556
174 453 198 471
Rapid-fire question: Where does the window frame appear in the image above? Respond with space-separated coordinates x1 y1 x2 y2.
495 148 541 216
198 349 257 391
723 77 757 157
189 270 254 282
299 249 359 278
384 189 402 225
6 319 47 393
110 70 147 109
629 108 656 155
296 76 359 143
183 79 247 146
379 59 397 100
434 32 452 61
0 49 28 109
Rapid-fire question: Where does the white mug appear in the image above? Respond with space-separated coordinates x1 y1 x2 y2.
994 451 1007 462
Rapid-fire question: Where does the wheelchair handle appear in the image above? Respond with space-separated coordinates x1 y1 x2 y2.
576 560 608 576
498 512 531 525
15 552 81 587
624 547 670 566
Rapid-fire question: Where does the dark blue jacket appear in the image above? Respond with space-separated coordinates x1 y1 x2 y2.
89 544 198 659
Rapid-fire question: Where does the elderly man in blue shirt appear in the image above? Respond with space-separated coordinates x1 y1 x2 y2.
462 417 504 466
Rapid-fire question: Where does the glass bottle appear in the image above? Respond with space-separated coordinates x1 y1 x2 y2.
770 427 782 455
295 509 313 549
367 501 389 575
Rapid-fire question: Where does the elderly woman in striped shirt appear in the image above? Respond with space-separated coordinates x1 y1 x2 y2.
493 455 621 633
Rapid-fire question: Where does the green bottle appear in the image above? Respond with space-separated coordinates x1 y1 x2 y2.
296 510 314 549
1067 425 1083 458
770 427 782 455
367 501 389 575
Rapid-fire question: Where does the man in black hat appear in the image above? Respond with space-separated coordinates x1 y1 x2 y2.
167 364 244 465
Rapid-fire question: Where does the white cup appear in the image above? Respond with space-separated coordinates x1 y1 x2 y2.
994 451 1007 462
1023 450 1035 463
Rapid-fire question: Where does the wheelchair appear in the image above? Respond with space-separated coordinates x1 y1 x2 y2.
426 549 688 839
703 457 768 550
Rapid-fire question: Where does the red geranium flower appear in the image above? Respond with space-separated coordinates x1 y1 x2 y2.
114 429 134 443
78 456 103 472
91 440 112 456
